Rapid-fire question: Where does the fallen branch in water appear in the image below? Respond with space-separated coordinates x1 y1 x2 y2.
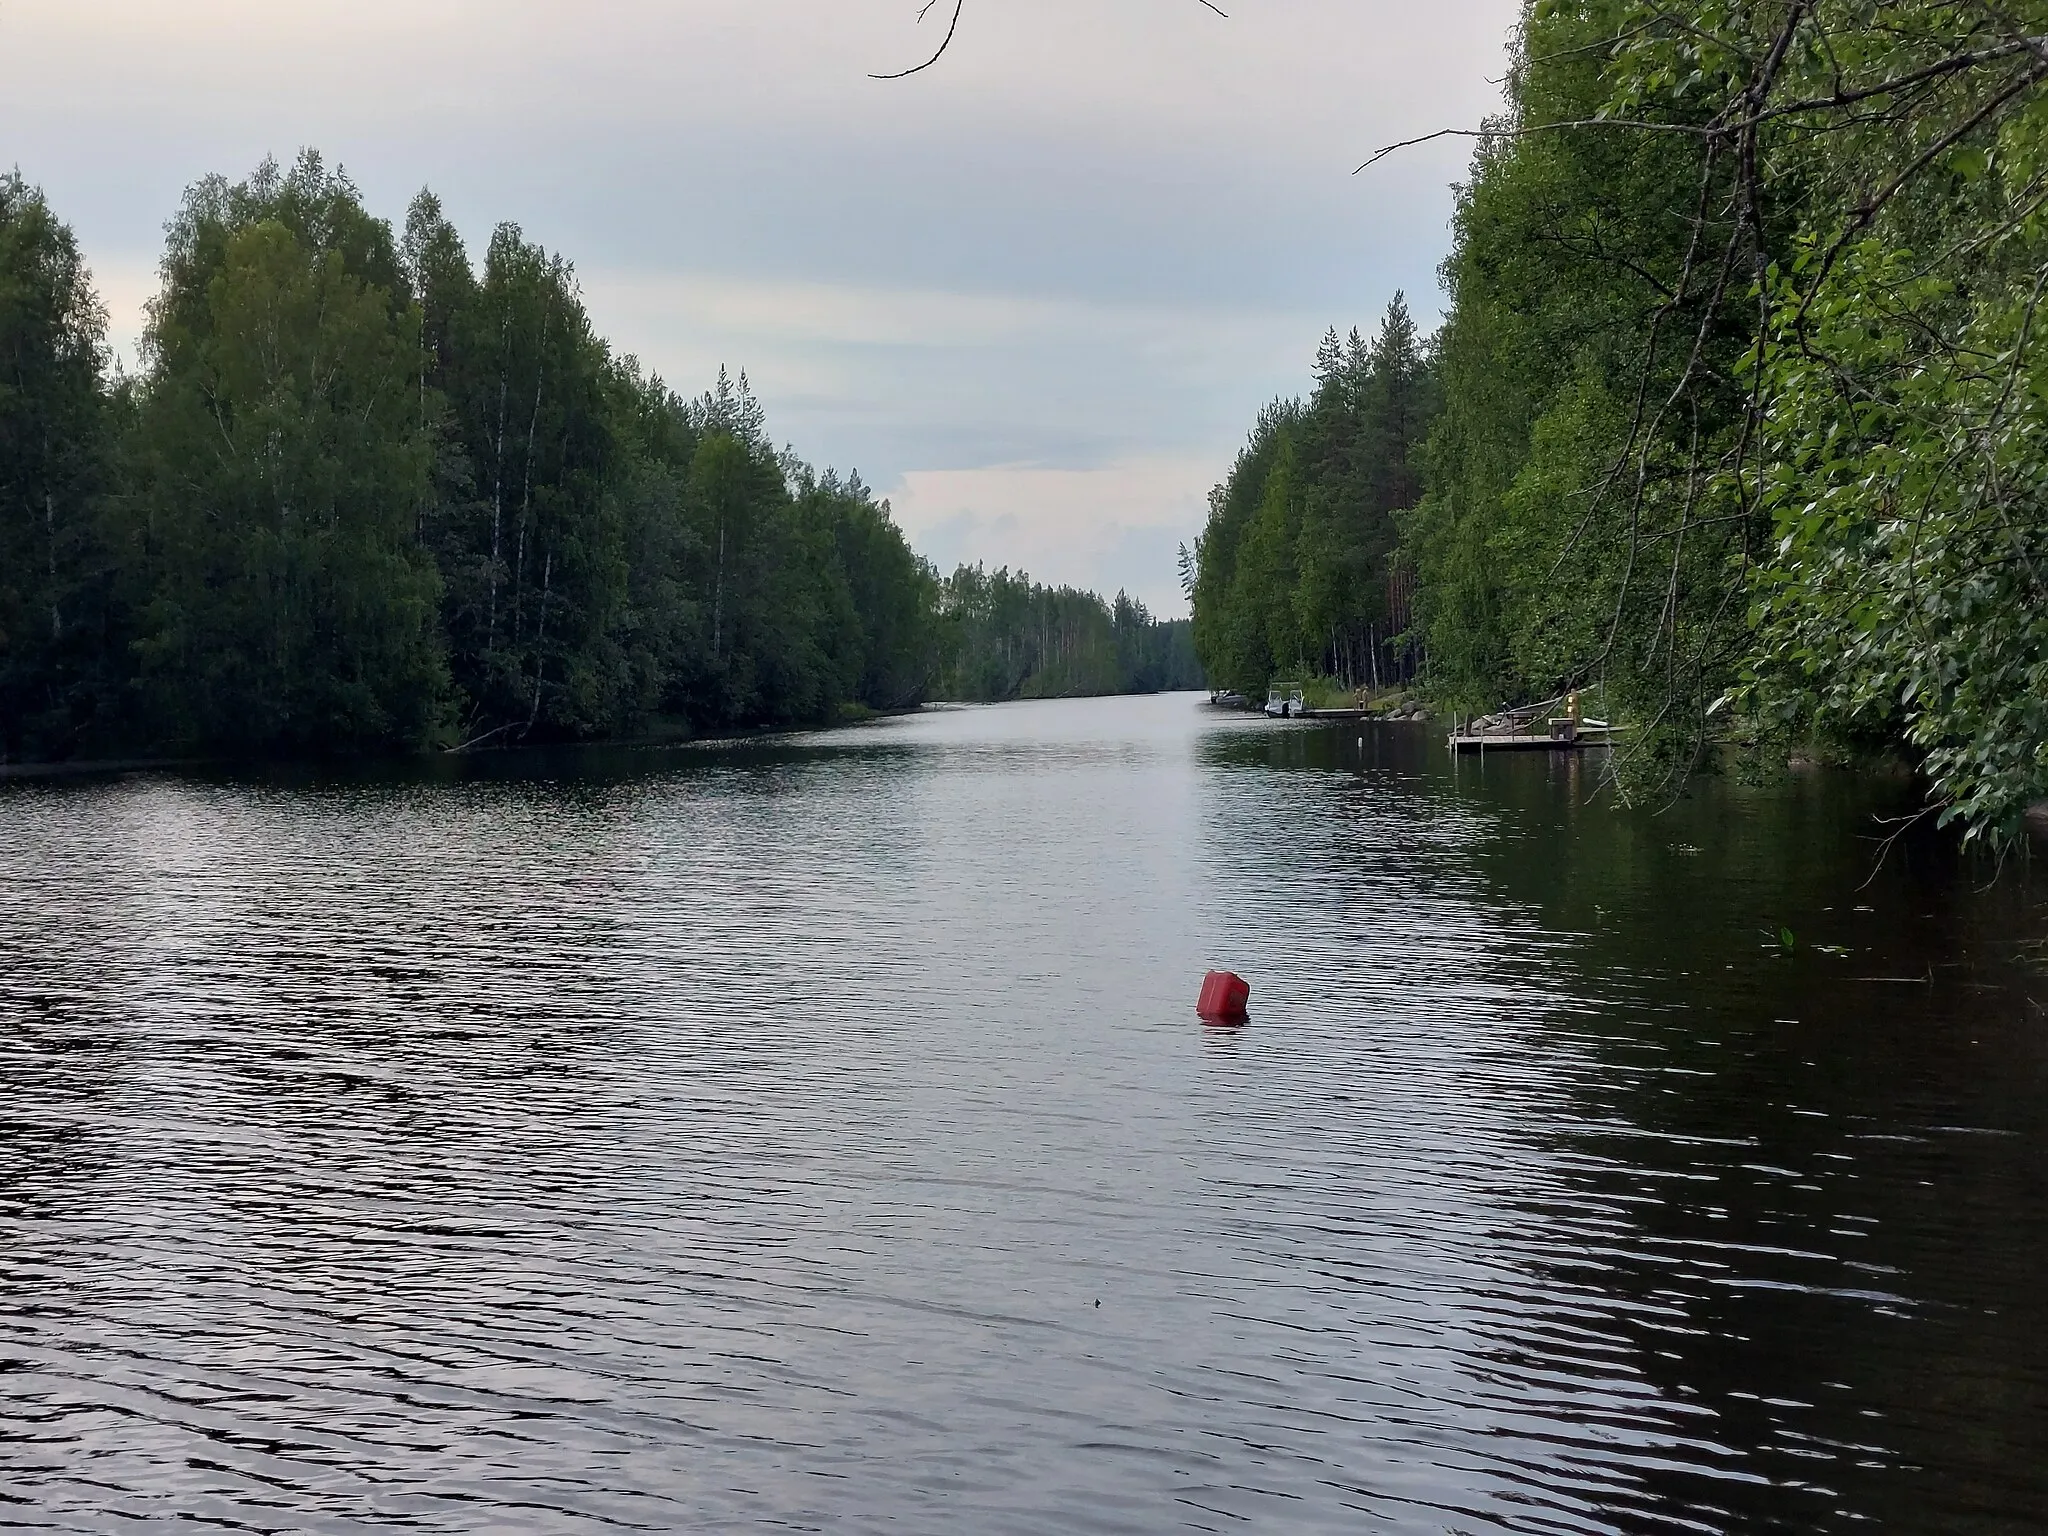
445 722 519 755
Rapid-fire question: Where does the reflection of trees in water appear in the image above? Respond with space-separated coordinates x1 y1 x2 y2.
1197 721 2048 1530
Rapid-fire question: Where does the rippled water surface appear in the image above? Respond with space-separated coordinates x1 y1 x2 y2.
3 694 2046 1533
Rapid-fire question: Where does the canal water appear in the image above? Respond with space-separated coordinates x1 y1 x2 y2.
1 694 2043 1533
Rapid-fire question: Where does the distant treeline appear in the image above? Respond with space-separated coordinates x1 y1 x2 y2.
940 564 1201 701
0 154 1198 761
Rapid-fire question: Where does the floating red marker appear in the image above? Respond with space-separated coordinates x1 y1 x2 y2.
1197 970 1250 1022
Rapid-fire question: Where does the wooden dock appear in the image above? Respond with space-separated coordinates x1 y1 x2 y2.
1447 693 1615 753
1448 729 1607 753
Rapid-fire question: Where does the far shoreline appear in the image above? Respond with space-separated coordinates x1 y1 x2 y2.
0 691 1220 784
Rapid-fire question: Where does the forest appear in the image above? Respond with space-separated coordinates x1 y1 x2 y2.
940 565 1199 701
0 154 1197 763
1184 296 1435 696
1190 0 2048 847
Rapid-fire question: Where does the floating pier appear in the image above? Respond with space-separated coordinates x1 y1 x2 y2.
1448 729 1605 752
1448 694 1615 753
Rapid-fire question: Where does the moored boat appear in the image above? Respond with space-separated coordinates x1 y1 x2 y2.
1264 684 1306 718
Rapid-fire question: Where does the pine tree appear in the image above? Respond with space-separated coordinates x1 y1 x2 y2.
1187 296 1440 692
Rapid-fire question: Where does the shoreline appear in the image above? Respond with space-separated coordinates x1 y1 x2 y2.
0 693 1209 782
0 755 218 781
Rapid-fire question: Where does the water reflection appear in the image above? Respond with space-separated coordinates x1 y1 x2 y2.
1 696 2042 1533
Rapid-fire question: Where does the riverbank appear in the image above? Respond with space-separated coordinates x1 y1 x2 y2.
0 693 1211 783
1207 680 1434 722
0 755 216 781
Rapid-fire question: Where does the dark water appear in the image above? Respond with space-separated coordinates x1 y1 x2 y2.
2 694 2045 1534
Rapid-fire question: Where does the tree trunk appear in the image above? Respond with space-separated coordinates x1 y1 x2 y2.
512 295 552 649
488 312 508 654
525 549 552 734
712 521 725 662
45 488 60 641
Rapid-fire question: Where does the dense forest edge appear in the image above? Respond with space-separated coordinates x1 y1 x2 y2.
1188 0 2048 849
0 154 1200 765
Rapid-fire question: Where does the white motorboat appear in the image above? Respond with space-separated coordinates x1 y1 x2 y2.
1264 684 1305 718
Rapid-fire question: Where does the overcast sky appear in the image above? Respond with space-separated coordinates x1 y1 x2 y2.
2 0 1517 613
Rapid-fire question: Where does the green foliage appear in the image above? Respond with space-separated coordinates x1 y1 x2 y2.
937 566 1201 700
0 171 112 757
423 217 627 741
1196 0 2045 842
1711 7 2048 845
127 157 448 750
0 152 1184 762
1405 0 1762 767
1401 0 2048 839
1189 296 1436 694
811 466 945 710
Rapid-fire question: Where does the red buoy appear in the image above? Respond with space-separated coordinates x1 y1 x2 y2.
1197 970 1250 1022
